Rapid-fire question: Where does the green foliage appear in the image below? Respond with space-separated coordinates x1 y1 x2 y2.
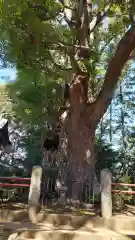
0 85 12 117
20 128 43 173
0 0 134 79
95 137 119 178
6 69 63 126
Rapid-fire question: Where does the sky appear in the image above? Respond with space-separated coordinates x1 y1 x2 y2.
0 68 16 84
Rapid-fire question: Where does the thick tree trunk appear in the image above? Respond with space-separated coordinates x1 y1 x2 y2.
67 113 96 202
58 73 96 203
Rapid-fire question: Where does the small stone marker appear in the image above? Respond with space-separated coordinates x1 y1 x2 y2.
58 186 67 204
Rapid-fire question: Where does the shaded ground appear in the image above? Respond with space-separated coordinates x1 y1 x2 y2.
113 204 135 217
0 201 135 216
1 201 135 219
0 202 101 217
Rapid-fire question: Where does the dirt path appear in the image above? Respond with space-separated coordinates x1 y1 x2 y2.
1 220 135 240
1 202 135 239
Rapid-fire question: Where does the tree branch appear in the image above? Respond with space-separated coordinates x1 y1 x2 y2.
59 0 74 27
89 3 111 33
80 0 90 45
27 2 63 21
91 25 135 126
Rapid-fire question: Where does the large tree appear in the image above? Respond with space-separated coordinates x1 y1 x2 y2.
1 0 135 201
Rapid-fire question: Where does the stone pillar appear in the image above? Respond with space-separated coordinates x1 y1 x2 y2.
28 166 42 206
28 166 42 223
100 169 112 219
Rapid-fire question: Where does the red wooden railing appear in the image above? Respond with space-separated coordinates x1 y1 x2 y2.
0 177 31 188
0 177 135 195
112 182 135 195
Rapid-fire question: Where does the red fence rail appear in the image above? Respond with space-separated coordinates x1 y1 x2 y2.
0 183 30 187
0 177 31 188
112 182 135 195
0 177 135 194
112 183 135 187
0 177 30 181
